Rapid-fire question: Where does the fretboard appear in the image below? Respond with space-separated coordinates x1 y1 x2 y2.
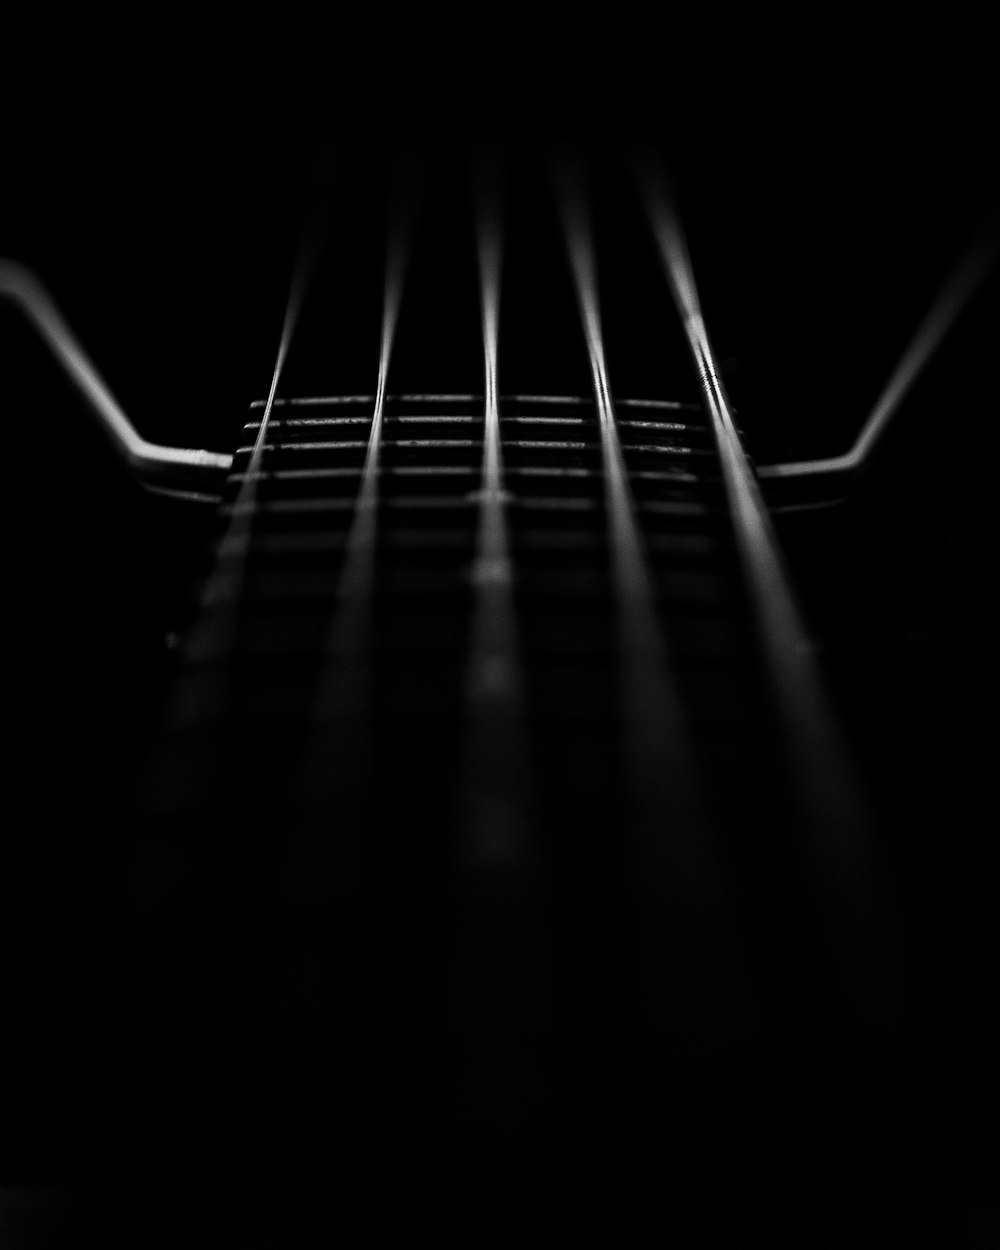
109 154 913 1226
117 385 902 1217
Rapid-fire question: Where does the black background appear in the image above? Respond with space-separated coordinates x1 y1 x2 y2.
1 21 998 1241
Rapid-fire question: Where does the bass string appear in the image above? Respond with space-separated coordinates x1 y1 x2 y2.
127 162 333 907
295 160 418 805
636 151 914 1093
544 155 768 1064
168 184 326 696
551 155 716 888
539 158 787 1175
454 153 537 869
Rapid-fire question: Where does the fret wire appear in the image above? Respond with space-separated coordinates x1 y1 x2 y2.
635 154 910 1075
244 393 701 417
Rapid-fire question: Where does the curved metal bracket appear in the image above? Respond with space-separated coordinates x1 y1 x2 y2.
0 258 232 503
757 227 997 511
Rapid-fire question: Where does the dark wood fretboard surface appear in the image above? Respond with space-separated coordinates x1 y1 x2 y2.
102 387 909 1233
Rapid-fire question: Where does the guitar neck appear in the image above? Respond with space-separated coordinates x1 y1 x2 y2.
123 365 894 1211
111 153 918 1218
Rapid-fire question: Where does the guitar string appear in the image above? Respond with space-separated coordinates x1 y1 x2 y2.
455 155 536 867
176 190 328 672
545 157 769 1106
422 157 561 1178
295 165 416 812
129 176 329 907
635 152 915 1092
551 158 719 894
